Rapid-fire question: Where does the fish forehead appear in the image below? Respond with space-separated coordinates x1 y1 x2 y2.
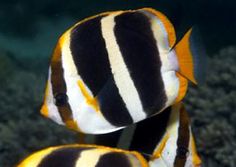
43 68 64 125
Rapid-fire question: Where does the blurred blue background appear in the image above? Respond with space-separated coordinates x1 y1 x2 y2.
0 0 236 166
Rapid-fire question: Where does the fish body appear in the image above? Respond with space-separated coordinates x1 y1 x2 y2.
41 8 206 134
17 144 148 167
18 103 201 167
149 103 201 167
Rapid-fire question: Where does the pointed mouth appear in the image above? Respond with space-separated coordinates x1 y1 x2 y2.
40 104 49 118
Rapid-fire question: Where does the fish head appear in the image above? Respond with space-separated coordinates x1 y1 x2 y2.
40 31 120 134
40 68 67 126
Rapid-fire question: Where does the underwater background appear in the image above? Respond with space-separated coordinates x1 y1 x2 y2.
0 0 236 167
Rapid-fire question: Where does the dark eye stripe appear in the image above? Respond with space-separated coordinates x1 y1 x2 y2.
50 42 73 124
54 93 68 107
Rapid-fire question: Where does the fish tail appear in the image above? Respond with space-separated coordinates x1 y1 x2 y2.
174 27 207 84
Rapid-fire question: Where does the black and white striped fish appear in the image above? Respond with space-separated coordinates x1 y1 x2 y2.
18 103 201 167
94 103 202 167
147 103 202 167
40 8 206 134
17 144 148 167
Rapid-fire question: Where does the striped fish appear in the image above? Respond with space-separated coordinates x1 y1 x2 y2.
94 103 202 167
17 103 201 167
148 103 202 167
17 144 148 167
40 7 206 134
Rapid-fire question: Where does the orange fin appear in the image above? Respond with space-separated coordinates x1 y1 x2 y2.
152 133 169 160
174 27 207 84
190 133 202 166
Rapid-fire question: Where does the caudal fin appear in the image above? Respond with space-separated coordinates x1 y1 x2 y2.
174 27 207 84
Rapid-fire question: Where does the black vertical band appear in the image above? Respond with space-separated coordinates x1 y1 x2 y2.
129 107 171 158
70 16 111 96
50 44 73 123
38 147 88 167
96 152 133 167
94 129 124 148
114 12 167 116
70 15 133 126
174 105 190 167
97 77 133 126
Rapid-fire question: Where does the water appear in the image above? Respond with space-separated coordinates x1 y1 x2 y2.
0 1 236 167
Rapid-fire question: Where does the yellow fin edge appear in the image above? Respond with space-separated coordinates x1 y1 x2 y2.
17 144 149 167
191 134 202 166
141 7 176 48
152 133 170 160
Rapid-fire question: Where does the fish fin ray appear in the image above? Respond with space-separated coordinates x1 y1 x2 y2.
174 27 207 84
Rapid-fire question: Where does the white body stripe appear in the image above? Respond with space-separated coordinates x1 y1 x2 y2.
143 11 180 108
75 102 122 134
161 70 180 108
185 129 197 167
140 10 170 53
149 158 168 167
61 31 118 134
75 149 110 167
61 31 85 123
46 68 64 125
101 13 146 122
162 105 180 166
152 104 180 167
150 104 200 167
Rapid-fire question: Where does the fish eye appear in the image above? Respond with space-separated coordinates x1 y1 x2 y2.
176 146 189 158
54 93 68 107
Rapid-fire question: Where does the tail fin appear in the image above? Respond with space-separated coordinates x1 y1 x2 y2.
174 27 207 84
